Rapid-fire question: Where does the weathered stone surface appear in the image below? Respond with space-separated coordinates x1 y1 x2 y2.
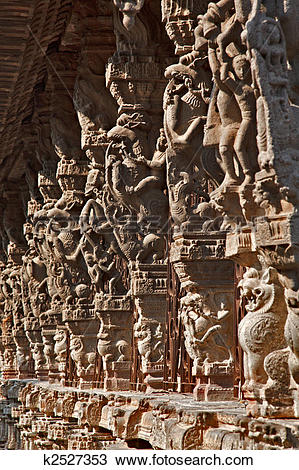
2 380 299 450
1 0 299 449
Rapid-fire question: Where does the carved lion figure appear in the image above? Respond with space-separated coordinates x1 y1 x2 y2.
238 267 287 393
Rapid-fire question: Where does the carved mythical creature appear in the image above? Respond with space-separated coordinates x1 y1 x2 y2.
103 115 167 261
284 289 299 387
54 329 68 361
238 267 287 393
31 342 46 370
134 319 164 371
70 335 96 377
97 318 131 369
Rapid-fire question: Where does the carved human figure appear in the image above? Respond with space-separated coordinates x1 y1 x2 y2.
79 229 123 295
43 208 91 304
164 62 210 150
79 235 104 293
207 44 242 187
163 59 212 224
220 54 257 185
104 118 168 261
106 121 167 226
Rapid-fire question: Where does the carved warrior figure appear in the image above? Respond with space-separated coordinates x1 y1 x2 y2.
163 55 214 225
103 114 168 261
79 201 124 295
180 291 233 370
238 268 288 393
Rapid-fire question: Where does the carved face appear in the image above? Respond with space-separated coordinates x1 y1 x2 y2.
238 269 275 313
54 330 67 344
240 279 265 312
232 55 249 80
85 254 95 267
70 336 83 352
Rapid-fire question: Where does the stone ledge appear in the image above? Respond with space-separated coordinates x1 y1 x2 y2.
1 380 299 450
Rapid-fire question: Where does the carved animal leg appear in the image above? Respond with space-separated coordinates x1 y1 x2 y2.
247 352 267 390
242 352 250 390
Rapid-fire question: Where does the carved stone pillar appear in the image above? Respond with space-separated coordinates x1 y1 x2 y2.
40 308 62 384
131 263 168 391
63 305 99 389
1 273 17 380
95 294 132 391
171 229 235 400
13 327 32 380
53 325 68 386
285 287 299 417
24 317 47 381
1 336 17 380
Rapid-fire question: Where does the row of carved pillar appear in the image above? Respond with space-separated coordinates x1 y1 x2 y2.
0 0 299 420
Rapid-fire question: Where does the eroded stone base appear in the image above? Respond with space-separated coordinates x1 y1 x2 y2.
1 379 299 450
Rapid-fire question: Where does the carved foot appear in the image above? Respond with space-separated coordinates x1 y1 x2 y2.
240 173 255 188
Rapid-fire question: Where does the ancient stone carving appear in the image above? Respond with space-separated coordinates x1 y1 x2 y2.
113 0 145 30
103 114 168 261
238 267 288 394
163 56 213 225
96 294 132 390
180 291 233 370
284 288 299 388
